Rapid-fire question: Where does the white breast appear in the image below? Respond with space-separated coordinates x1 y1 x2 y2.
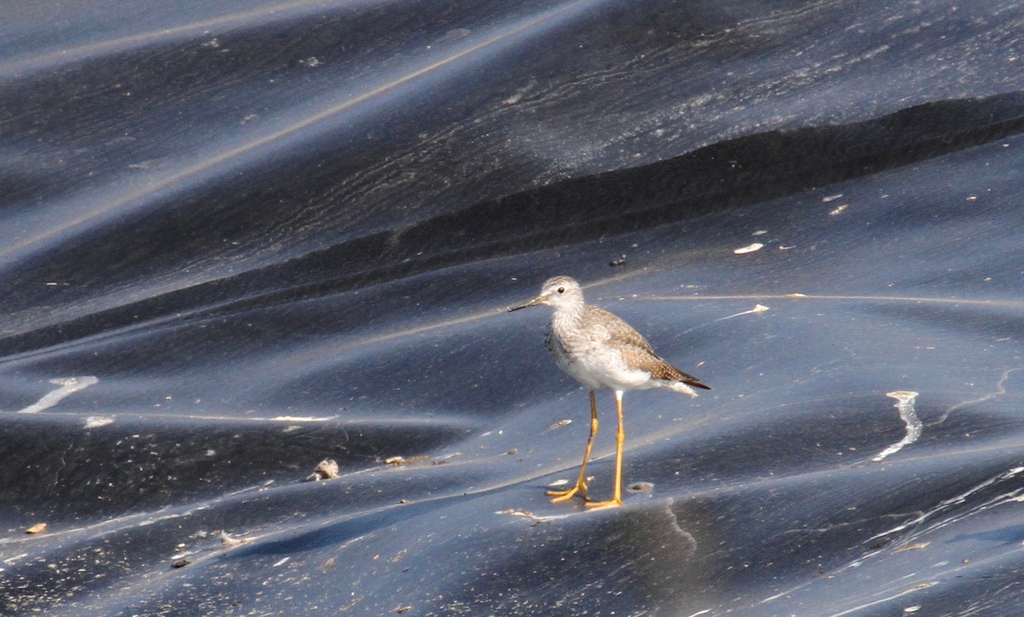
546 317 654 392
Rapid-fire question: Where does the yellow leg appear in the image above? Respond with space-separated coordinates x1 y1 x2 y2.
547 390 598 503
587 390 625 509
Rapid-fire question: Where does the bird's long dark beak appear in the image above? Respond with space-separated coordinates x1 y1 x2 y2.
508 297 543 312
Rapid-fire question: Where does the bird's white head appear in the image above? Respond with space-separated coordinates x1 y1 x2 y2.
508 276 585 313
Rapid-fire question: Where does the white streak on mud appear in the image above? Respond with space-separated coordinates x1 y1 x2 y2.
14 376 99 414
715 304 770 322
872 391 921 463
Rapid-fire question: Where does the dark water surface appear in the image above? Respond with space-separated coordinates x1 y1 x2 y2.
3 1 1024 615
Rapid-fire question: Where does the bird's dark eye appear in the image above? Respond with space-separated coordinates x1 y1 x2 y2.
557 287 565 294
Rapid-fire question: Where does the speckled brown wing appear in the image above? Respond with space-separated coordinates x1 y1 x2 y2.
582 305 656 351
583 306 711 390
649 359 711 390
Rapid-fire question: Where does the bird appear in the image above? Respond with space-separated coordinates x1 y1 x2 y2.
509 276 710 509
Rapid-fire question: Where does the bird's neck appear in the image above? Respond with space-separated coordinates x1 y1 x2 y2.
551 303 585 334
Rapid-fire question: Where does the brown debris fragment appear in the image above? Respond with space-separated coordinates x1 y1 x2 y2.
307 458 340 481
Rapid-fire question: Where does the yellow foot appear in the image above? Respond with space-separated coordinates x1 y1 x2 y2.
546 484 589 503
584 498 623 510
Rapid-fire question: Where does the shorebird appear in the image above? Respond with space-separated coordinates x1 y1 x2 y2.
509 276 710 509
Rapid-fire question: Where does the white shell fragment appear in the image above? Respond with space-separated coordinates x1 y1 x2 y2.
84 416 115 429
733 243 764 254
